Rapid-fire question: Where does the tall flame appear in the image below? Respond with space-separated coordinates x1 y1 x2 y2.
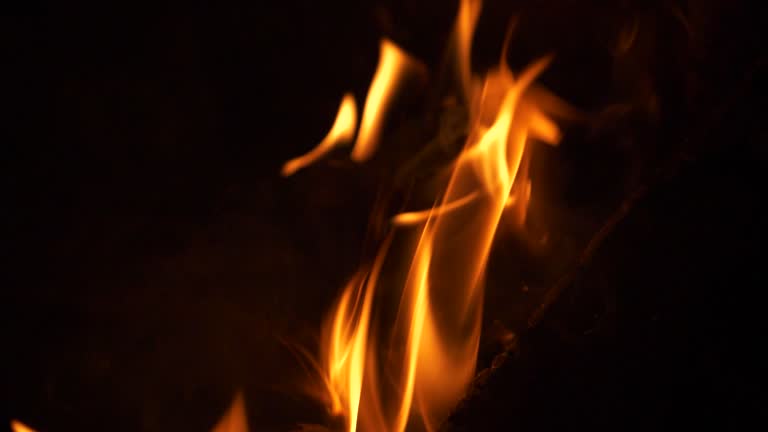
454 0 482 103
322 238 389 432
284 0 565 430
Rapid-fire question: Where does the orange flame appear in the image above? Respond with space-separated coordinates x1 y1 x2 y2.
10 420 37 432
351 40 423 162
454 0 482 102
286 0 566 430
282 39 422 177
321 240 388 432
281 94 358 176
211 392 249 432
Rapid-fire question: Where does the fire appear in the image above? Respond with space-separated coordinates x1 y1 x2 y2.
282 38 423 178
322 243 388 432
10 2 566 431
211 392 249 432
351 40 424 162
281 94 358 177
283 0 566 431
11 420 37 432
454 0 482 102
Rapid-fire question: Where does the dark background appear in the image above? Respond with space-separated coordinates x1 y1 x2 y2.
4 1 765 430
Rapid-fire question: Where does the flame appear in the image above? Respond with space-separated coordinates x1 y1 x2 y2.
9 3 569 430
322 237 390 432
286 0 566 430
282 39 422 176
281 94 357 176
351 40 423 162
390 54 559 432
11 420 37 432
211 392 249 432
454 0 482 103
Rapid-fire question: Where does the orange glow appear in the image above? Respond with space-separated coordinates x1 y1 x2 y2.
286 0 566 430
454 0 482 102
211 392 249 432
281 94 357 176
10 421 37 432
11 394 248 432
351 39 423 162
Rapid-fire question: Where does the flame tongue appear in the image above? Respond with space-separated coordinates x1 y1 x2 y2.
211 392 249 432
284 0 564 430
391 55 557 431
11 420 38 432
281 94 358 177
352 40 424 162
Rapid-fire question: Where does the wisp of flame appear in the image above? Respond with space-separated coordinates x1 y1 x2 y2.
282 94 358 177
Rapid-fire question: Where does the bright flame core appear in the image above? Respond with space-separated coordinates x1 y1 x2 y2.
281 94 357 176
352 40 424 162
11 420 37 432
284 0 565 430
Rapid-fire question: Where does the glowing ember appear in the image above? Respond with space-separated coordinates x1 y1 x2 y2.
282 0 567 430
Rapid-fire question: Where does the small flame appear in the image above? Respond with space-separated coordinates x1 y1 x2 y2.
351 39 423 162
282 39 422 176
10 394 248 432
322 238 390 432
454 0 482 102
211 392 249 432
282 94 358 176
286 0 567 430
11 420 37 432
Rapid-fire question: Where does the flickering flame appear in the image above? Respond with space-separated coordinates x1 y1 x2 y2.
351 40 423 162
281 94 358 176
454 0 482 102
322 239 388 432
11 420 37 432
285 1 566 430
281 39 422 174
211 392 249 432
